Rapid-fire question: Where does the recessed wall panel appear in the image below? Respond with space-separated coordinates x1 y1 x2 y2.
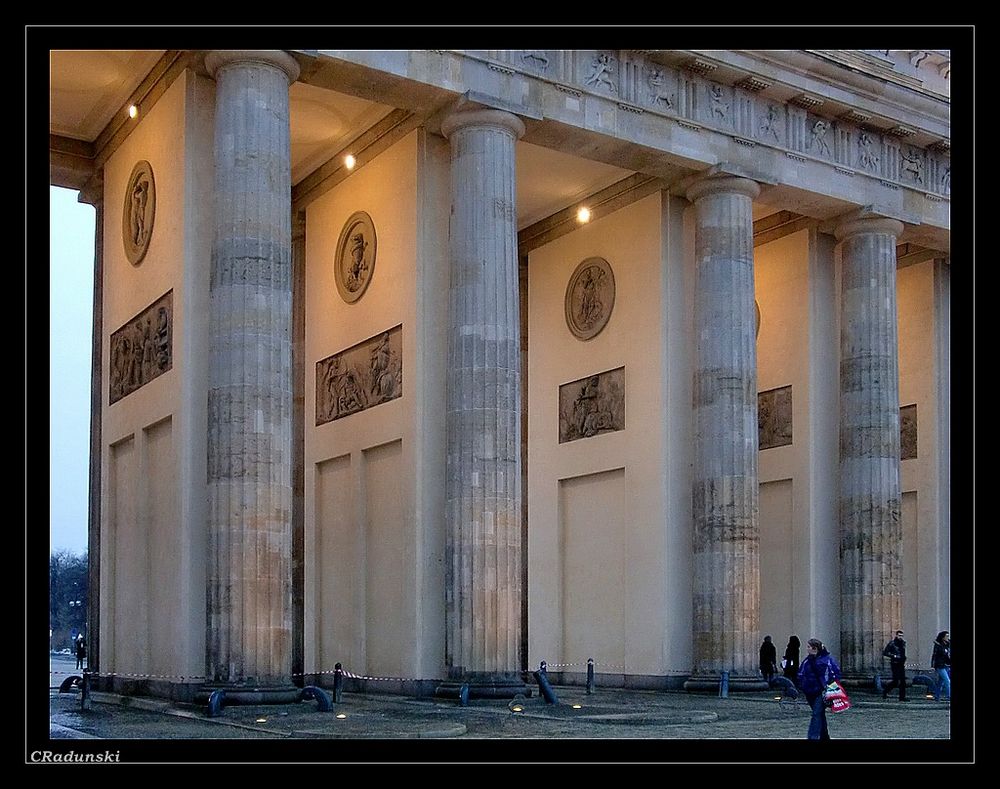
110 436 144 673
560 468 626 670
759 479 793 648
364 439 406 676
315 454 356 673
145 418 177 676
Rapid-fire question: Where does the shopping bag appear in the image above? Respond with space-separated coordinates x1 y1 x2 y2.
823 680 851 713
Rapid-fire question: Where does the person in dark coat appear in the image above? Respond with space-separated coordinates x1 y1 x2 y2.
882 629 908 701
783 635 800 683
75 634 87 671
798 637 841 740
932 630 951 702
759 635 778 683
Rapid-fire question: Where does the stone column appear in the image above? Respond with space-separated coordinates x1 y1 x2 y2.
204 50 299 697
835 213 904 676
684 174 767 691
291 209 306 686
81 181 104 675
440 106 528 693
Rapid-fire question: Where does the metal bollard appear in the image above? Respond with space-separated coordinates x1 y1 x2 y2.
459 683 470 707
586 658 595 695
719 670 729 698
81 670 91 711
534 661 559 705
874 674 884 695
333 663 344 704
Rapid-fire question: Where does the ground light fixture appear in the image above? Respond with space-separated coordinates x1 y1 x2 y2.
336 713 347 719
571 704 582 709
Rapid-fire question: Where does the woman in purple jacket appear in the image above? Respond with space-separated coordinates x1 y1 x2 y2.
797 638 841 740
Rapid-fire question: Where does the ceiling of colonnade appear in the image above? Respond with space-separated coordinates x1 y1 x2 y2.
48 50 667 232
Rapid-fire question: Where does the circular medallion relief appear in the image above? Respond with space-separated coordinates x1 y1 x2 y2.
122 160 156 266
335 211 377 303
565 256 615 340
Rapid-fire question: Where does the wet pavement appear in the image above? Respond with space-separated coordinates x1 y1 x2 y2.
39 655 970 763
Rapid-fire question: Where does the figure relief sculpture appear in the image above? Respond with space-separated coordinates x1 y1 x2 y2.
122 160 156 266
369 331 400 404
335 211 378 303
522 50 550 68
806 120 831 156
899 148 924 183
565 257 616 340
109 291 173 404
154 307 170 370
584 53 617 92
316 325 402 425
647 68 674 108
709 84 728 121
941 166 951 193
758 385 793 450
558 367 626 443
857 132 879 171
760 105 780 142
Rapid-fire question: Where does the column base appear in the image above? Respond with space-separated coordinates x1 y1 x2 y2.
197 682 301 705
436 671 533 700
683 673 769 693
837 672 884 691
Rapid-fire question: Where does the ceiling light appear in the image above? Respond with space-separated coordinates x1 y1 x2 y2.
128 104 139 120
576 206 591 223
344 154 356 170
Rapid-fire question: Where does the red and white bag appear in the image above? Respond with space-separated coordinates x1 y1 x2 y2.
823 680 852 713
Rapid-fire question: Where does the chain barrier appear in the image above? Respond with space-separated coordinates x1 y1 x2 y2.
51 658 656 685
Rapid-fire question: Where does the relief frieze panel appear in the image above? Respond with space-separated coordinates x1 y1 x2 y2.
315 324 402 425
582 51 618 94
460 49 951 196
758 385 793 450
558 366 625 444
900 403 917 460
109 290 173 405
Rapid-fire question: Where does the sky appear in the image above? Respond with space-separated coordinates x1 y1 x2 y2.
50 186 95 555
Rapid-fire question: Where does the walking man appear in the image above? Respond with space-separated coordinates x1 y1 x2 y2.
882 629 908 701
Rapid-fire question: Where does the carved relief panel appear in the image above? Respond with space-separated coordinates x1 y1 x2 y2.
565 257 615 340
900 403 917 460
581 51 618 94
122 160 156 266
758 385 793 450
315 325 402 425
559 367 625 444
334 211 377 303
109 290 173 404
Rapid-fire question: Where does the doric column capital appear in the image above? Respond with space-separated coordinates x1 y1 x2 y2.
204 50 300 85
440 107 526 141
685 174 760 204
833 211 904 243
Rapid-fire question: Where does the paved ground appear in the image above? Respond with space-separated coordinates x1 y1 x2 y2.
41 655 969 763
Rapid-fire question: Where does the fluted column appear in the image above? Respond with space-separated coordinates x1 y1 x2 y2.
440 107 525 685
204 50 299 691
835 213 904 676
684 174 766 690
